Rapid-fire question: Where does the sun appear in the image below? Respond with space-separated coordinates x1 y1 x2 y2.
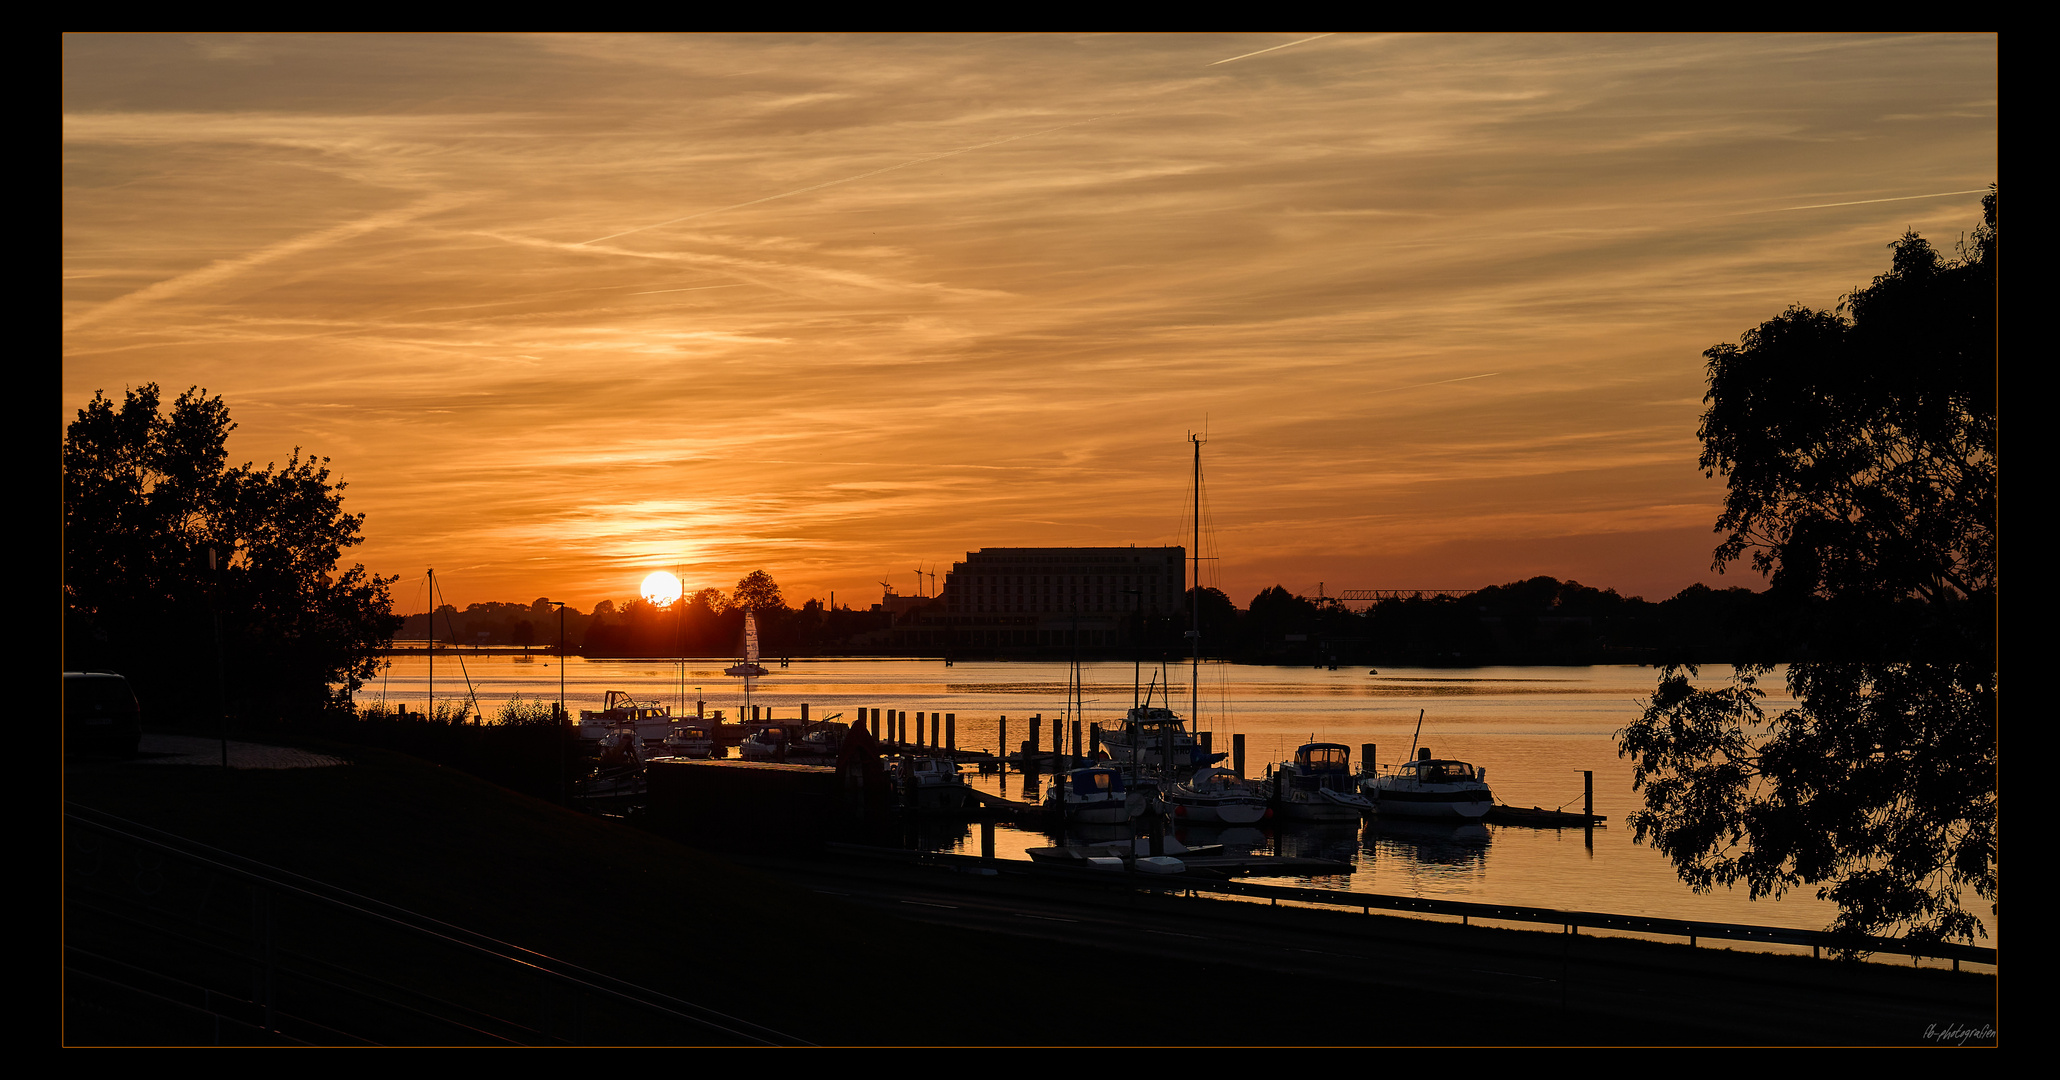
640 570 683 607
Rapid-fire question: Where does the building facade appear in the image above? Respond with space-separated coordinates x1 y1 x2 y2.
891 545 1186 652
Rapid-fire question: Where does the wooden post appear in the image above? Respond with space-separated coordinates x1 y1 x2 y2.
931 712 940 748
1584 771 1594 818
801 703 809 722
981 820 995 862
1234 733 1246 779
998 715 1007 766
946 713 955 750
1071 719 1082 763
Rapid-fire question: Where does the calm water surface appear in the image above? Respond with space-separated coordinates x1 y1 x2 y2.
362 655 1990 956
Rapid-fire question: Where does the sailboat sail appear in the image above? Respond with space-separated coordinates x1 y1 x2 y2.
725 609 770 678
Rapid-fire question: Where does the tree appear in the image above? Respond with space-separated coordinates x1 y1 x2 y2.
1618 190 1996 949
732 570 784 613
63 384 401 723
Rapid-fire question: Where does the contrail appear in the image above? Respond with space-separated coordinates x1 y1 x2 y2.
577 114 1119 246
628 284 747 295
1765 188 1989 213
1387 372 1500 393
64 193 463 333
1211 33 1335 66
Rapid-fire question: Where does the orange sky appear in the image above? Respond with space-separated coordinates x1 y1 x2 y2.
62 33 1997 613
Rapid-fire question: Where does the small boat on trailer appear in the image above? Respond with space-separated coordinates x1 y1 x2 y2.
1363 747 1494 820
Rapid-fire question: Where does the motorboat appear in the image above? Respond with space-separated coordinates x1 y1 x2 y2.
661 722 721 759
1166 766 1269 825
887 754 973 811
575 727 646 801
1101 705 1205 770
1263 743 1374 822
738 724 788 762
574 690 675 744
1044 766 1152 823
1363 747 1494 820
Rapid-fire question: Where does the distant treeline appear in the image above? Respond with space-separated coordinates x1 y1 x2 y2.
396 573 1834 666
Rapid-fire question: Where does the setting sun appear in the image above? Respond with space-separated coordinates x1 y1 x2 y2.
640 571 683 607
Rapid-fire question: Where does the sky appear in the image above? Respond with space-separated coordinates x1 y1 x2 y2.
61 33 1997 614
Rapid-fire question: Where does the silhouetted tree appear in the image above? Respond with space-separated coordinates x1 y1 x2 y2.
732 570 784 613
63 384 401 722
1619 190 1997 949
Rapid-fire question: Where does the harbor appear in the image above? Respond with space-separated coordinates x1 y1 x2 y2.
350 652 1946 951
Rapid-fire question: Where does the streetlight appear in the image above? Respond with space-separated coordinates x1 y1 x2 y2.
543 600 567 800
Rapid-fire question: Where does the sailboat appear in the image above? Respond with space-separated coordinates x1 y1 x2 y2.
724 610 769 678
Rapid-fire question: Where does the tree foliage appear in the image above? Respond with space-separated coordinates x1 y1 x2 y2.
732 569 784 613
63 384 401 722
1619 191 1996 948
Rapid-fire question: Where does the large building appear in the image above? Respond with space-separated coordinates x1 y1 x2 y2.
891 545 1186 652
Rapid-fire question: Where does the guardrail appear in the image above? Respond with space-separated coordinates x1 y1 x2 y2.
828 844 1996 969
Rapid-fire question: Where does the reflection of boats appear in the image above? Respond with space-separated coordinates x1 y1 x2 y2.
1044 766 1151 823
574 690 675 743
887 754 972 811
1167 766 1269 825
1363 748 1494 819
1263 743 1374 822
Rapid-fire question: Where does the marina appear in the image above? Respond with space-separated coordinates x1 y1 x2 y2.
346 653 1940 946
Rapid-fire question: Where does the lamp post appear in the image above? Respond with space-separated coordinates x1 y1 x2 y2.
543 600 567 800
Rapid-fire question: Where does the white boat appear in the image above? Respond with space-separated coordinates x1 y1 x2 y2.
661 722 721 759
1044 766 1152 823
1101 705 1205 769
1263 743 1375 822
574 690 675 743
887 754 973 810
575 728 647 801
1363 748 1494 819
738 724 787 761
1166 766 1270 825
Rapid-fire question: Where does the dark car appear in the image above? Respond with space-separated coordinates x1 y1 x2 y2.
64 672 142 756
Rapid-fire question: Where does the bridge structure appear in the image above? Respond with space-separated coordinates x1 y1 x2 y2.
1324 588 1479 611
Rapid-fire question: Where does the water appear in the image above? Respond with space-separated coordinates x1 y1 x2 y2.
359 654 1992 957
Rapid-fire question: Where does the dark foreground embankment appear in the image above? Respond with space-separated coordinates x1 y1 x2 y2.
63 741 1994 1046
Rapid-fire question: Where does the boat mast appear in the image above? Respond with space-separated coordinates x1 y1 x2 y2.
1189 432 1203 737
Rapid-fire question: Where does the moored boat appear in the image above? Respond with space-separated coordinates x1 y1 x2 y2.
1044 766 1152 823
1167 766 1269 825
1363 747 1494 819
1263 743 1374 822
575 690 675 744
1102 705 1204 769
887 754 973 811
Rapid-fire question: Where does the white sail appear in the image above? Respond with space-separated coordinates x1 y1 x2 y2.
743 610 760 664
